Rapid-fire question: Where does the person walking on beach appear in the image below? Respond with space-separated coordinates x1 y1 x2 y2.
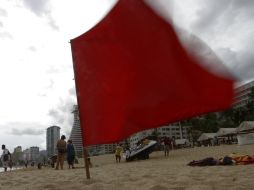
55 135 67 170
1 144 11 172
163 137 171 157
67 139 75 169
24 159 28 168
115 144 123 163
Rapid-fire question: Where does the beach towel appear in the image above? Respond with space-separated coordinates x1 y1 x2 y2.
232 155 254 165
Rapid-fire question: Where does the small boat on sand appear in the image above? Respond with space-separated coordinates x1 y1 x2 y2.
126 140 157 161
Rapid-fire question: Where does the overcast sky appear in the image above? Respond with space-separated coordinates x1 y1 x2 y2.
0 0 253 152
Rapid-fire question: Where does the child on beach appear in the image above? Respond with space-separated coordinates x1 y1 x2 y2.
115 144 123 163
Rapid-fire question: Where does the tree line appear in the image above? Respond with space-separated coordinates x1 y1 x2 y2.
183 87 254 142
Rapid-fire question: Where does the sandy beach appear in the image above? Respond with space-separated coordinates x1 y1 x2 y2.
1 144 254 190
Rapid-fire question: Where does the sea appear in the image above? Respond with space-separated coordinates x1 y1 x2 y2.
0 167 21 172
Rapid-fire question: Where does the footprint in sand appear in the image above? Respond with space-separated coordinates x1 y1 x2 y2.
150 185 168 190
42 184 57 189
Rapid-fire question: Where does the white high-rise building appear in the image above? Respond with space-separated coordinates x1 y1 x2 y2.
46 125 60 158
30 146 40 161
128 124 190 148
128 129 153 148
234 80 254 108
23 148 30 161
156 124 189 139
70 105 119 156
69 105 83 157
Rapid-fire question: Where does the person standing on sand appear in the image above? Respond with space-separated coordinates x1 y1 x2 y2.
67 139 75 169
115 144 123 163
164 137 171 157
25 159 28 168
1 144 11 172
55 135 67 170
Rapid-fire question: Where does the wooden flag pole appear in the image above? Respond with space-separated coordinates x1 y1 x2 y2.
70 41 91 180
83 147 91 179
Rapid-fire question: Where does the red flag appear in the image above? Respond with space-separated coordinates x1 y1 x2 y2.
71 0 235 146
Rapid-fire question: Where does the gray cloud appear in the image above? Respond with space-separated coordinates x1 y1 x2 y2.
47 66 61 74
22 0 50 16
215 48 239 76
21 0 59 30
0 32 12 39
192 0 232 31
48 93 77 137
48 109 64 124
0 8 8 17
47 15 59 30
10 128 44 136
69 87 76 96
185 0 254 82
37 93 47 97
46 65 72 74
236 51 254 81
192 0 254 32
0 122 45 136
28 46 37 52
46 79 54 89
0 8 7 29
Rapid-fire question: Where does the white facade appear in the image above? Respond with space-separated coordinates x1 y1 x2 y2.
13 146 23 163
22 147 40 162
69 105 83 157
237 133 254 145
234 80 254 108
129 129 153 148
23 148 30 161
46 126 60 158
157 124 189 139
70 105 117 156
88 143 117 155
30 146 40 161
128 124 189 148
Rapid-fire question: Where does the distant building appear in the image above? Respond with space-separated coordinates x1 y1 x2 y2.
70 105 118 156
23 148 30 161
128 124 190 148
38 150 47 163
30 146 40 161
12 146 23 164
157 124 189 139
87 144 117 156
46 125 60 158
129 129 153 148
22 146 40 162
14 146 22 153
234 80 254 108
69 105 83 157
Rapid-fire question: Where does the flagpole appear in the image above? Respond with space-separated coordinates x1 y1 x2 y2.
83 147 91 179
70 41 91 180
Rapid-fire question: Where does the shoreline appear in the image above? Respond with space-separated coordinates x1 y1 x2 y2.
0 167 23 173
